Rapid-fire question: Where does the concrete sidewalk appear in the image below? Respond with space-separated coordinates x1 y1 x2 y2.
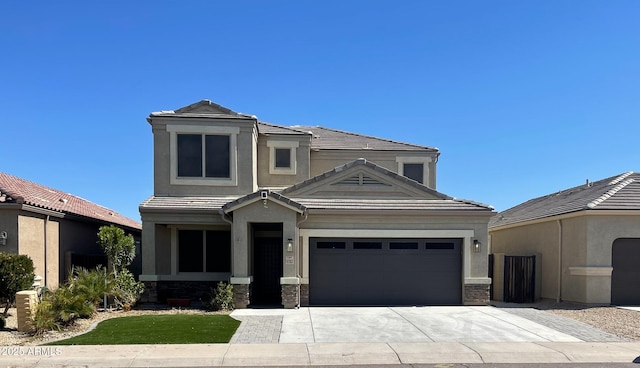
2 342 640 367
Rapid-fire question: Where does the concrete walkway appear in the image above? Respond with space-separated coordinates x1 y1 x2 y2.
3 341 640 367
231 306 601 343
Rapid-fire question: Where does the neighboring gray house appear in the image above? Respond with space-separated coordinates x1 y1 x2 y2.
139 100 494 308
490 172 640 305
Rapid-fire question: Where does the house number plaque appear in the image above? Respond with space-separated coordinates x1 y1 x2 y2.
285 256 295 264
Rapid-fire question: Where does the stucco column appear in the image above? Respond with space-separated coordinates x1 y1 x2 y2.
231 219 250 277
141 221 156 275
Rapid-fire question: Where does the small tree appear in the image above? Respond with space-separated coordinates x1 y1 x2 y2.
0 253 35 317
97 225 135 278
96 225 144 307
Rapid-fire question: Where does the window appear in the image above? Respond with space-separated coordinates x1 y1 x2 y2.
396 156 432 186
177 134 230 178
178 230 231 273
403 163 424 184
425 242 455 250
267 140 298 175
168 125 238 186
390 242 419 250
353 241 383 250
275 148 291 168
317 241 346 249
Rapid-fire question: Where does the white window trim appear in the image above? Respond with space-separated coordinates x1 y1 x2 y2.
396 156 432 186
167 125 239 186
267 140 298 175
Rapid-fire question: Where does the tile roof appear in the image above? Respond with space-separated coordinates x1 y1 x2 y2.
139 196 237 212
290 126 438 151
150 100 438 152
140 159 493 214
489 171 640 228
0 172 141 230
148 100 256 120
289 198 493 212
257 122 309 135
221 191 307 214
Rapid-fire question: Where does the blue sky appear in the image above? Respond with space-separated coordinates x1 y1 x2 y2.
2 1 639 222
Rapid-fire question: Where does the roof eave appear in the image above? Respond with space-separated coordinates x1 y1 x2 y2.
489 208 640 231
307 208 495 216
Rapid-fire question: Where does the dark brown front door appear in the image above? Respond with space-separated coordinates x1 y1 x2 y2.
252 224 283 306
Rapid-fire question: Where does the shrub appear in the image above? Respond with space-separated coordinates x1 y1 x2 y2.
32 299 62 334
67 266 114 308
32 267 110 334
204 282 234 311
0 253 35 317
112 269 144 309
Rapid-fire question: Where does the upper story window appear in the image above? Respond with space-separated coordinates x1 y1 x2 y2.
267 140 298 175
396 156 432 186
168 125 239 186
402 163 424 184
177 134 230 178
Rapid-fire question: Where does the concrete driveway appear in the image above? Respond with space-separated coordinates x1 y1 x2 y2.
231 306 583 343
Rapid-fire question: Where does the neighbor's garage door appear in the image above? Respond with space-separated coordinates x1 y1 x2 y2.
611 238 640 305
309 237 462 306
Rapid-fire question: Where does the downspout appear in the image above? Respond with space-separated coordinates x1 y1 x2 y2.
295 211 309 307
44 215 49 287
556 219 563 303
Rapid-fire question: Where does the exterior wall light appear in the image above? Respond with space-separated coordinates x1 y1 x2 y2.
0 231 7 246
473 239 481 253
286 238 293 252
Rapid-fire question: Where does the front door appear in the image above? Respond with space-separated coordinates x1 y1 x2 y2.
252 224 283 306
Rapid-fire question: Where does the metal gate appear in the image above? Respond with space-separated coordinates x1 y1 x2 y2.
503 255 536 303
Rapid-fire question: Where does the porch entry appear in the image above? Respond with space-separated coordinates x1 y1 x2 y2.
251 223 283 306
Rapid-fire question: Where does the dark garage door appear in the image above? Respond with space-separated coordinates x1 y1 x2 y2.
309 237 462 306
611 238 640 305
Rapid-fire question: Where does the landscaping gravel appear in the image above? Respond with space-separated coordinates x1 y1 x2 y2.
495 299 640 341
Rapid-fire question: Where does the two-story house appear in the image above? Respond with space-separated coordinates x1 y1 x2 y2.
139 100 494 308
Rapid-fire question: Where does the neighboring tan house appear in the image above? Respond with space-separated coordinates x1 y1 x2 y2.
139 100 494 308
489 172 640 305
0 172 142 288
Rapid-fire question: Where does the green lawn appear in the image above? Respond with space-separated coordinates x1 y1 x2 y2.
46 314 241 345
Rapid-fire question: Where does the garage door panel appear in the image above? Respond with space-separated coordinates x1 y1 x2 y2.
310 237 462 306
611 238 640 306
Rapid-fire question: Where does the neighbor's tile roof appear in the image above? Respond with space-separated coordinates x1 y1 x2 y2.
290 126 438 151
0 172 141 230
489 171 640 228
